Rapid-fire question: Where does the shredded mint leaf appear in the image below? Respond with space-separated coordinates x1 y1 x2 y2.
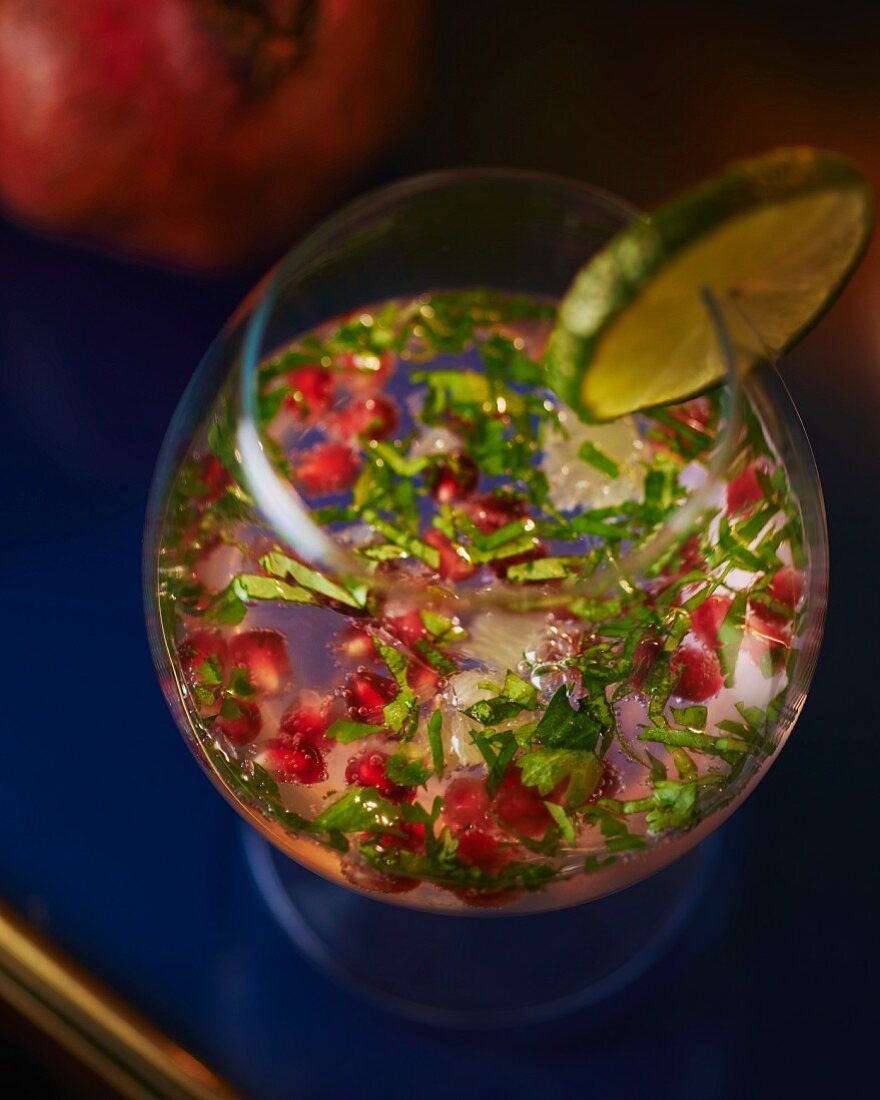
326 718 385 744
516 747 602 807
227 667 255 699
638 727 750 755
578 440 621 479
427 710 445 776
671 705 708 731
313 787 401 834
543 801 576 844
533 686 601 752
261 552 366 609
386 753 430 787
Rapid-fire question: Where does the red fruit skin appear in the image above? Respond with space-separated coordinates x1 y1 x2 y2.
385 609 426 647
671 641 724 702
423 528 477 582
630 635 662 691
294 442 359 495
460 493 526 534
0 1 426 268
769 565 804 609
727 464 764 516
344 750 414 802
329 395 399 442
179 630 227 681
284 366 335 421
228 630 291 695
198 456 231 504
690 595 733 650
408 662 442 699
278 702 333 751
376 822 425 853
429 455 479 504
492 766 553 840
263 733 326 784
344 671 396 724
215 698 262 744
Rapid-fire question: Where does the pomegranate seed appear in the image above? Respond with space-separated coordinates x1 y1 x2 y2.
671 640 724 702
284 365 334 420
449 885 523 908
228 630 291 695
690 595 732 650
263 733 326 784
376 822 425 853
493 766 553 840
461 492 526 534
727 463 764 516
769 565 803 609
429 454 479 504
442 776 492 831
423 528 477 581
344 670 397 723
337 351 395 393
408 661 442 699
278 702 334 750
215 698 262 744
330 395 399 442
340 852 418 894
294 442 359 495
455 830 511 874
344 750 414 801
179 630 227 681
199 456 231 503
662 534 702 578
631 635 662 690
333 624 378 665
385 609 426 647
746 603 791 648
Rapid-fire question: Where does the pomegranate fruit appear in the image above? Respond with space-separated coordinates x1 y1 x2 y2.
0 0 425 268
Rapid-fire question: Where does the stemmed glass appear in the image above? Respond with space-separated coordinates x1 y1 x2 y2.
144 170 827 1023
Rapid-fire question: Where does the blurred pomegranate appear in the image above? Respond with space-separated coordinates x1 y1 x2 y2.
0 0 425 268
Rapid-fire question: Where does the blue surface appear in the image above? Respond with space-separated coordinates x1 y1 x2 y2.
1 211 874 1099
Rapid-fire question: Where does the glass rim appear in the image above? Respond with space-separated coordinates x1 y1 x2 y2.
235 167 743 611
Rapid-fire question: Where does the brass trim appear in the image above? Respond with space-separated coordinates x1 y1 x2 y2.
0 901 241 1100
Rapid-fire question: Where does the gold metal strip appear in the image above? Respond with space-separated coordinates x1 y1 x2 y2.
0 901 241 1100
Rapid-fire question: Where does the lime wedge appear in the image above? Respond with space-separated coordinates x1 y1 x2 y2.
548 147 874 421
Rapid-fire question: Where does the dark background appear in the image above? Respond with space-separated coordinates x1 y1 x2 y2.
2 2 878 1096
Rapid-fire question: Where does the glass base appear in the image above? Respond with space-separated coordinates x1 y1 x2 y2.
242 827 723 1028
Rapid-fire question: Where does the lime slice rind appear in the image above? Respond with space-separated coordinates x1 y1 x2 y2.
548 147 874 422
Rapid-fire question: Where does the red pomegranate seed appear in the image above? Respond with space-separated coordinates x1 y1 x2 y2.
443 776 492 831
423 528 477 581
377 822 426 853
344 671 397 724
690 595 732 650
746 603 791 648
631 635 662 690
228 630 291 695
294 442 359 495
337 351 395 393
179 630 227 681
330 394 399 442
408 661 442 699
456 830 511 874
429 454 479 504
333 624 378 665
769 565 803 609
460 492 526 534
671 640 724 702
493 766 553 840
263 733 326 784
284 365 335 421
215 698 262 744
199 456 231 503
344 750 414 801
727 463 764 516
385 609 426 647
278 702 334 750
